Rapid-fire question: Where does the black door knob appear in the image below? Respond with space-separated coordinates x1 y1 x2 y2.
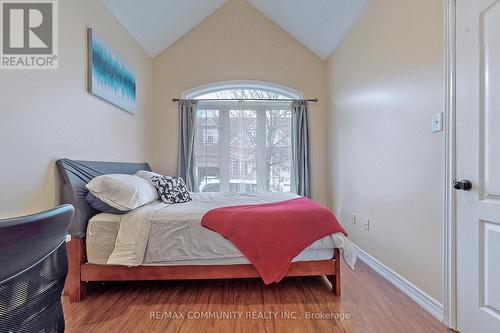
453 180 472 191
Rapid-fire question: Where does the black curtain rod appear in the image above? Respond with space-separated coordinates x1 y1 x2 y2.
172 98 319 103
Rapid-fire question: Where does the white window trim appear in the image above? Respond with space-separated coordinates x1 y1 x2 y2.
182 80 303 99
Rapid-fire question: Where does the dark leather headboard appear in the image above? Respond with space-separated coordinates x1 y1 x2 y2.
56 159 151 238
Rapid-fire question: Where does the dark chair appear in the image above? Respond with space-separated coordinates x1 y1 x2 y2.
0 205 74 333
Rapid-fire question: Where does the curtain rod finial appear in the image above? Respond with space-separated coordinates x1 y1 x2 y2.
172 98 179 102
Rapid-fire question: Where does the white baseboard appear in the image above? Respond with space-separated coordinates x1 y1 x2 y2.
351 243 444 322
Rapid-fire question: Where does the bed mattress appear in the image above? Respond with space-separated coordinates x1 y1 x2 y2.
86 193 339 266
86 214 335 265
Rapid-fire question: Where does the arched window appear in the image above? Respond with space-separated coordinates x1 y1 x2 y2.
184 80 302 100
185 81 302 194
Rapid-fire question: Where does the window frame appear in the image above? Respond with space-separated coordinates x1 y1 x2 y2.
186 81 301 193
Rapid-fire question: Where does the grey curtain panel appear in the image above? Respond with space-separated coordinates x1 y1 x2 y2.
177 99 198 191
291 100 311 198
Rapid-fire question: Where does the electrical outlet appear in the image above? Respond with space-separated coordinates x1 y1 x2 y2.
363 218 370 231
351 213 356 225
432 113 443 133
337 207 342 220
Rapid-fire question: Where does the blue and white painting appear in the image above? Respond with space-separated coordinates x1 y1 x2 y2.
88 28 136 113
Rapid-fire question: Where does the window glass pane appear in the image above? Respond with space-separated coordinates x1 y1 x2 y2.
229 109 257 193
266 109 292 193
196 88 291 100
195 109 220 192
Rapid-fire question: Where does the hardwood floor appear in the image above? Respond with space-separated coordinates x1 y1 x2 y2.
62 261 450 333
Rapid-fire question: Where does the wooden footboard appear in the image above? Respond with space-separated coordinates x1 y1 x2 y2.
64 238 342 302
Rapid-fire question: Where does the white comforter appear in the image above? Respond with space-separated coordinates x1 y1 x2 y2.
106 192 356 269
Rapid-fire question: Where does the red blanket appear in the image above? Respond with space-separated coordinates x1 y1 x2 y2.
201 197 347 284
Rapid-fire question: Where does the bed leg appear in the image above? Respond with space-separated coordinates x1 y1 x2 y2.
64 238 87 302
66 280 86 302
327 248 341 297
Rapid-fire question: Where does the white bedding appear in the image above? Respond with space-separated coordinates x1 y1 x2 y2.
86 215 338 265
87 192 356 269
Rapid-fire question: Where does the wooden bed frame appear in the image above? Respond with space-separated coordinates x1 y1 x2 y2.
64 238 341 302
56 160 342 302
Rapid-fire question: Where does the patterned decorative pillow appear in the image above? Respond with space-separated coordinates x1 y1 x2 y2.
150 176 192 204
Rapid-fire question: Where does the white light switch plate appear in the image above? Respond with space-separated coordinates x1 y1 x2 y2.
432 113 443 133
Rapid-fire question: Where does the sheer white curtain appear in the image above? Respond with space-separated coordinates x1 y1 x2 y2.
193 100 293 193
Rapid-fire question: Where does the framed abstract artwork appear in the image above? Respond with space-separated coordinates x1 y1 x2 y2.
87 28 136 113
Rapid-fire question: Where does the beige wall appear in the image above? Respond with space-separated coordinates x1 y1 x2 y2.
0 0 153 218
326 0 444 302
151 0 329 204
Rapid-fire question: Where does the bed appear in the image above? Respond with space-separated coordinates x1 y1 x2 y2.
56 159 354 302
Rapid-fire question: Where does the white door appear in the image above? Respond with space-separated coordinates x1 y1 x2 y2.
456 1 500 332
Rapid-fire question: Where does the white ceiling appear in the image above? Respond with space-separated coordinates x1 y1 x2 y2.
102 0 227 57
247 0 369 59
103 0 369 59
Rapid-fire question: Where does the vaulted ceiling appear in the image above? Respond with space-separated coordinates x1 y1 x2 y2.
102 0 369 60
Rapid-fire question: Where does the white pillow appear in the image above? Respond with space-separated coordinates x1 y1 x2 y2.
86 174 158 211
135 170 164 183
